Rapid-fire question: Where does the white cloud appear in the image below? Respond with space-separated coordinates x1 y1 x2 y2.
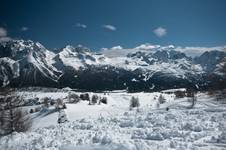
76 23 87 28
0 27 7 37
111 46 123 50
135 43 160 50
153 27 167 37
101 43 226 58
175 46 226 57
102 25 117 31
0 37 11 42
101 44 158 57
21 27 29 31
0 27 11 42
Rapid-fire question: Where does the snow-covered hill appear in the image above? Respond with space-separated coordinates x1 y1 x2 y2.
0 40 225 91
1 90 226 150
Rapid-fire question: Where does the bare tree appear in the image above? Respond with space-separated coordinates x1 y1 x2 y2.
0 89 32 135
187 90 197 109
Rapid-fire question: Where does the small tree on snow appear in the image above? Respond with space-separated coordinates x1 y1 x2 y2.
99 97 107 104
80 93 90 101
91 94 98 105
130 96 140 110
187 91 197 109
68 92 80 103
57 110 68 124
43 97 49 108
158 94 166 104
55 98 64 110
0 89 32 135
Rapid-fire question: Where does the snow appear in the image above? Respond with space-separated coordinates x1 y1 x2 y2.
162 88 186 93
1 90 226 150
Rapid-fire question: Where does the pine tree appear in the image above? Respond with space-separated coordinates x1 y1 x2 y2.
0 89 32 135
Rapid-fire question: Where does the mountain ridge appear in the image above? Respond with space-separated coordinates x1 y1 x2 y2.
0 39 225 91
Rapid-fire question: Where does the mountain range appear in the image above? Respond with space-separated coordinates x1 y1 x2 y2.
0 40 225 92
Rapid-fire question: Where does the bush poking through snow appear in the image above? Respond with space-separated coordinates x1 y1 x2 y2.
91 94 98 105
50 100 55 106
43 97 49 108
130 96 140 110
68 92 80 103
57 110 68 124
55 99 64 110
158 94 166 104
80 93 90 101
29 109 34 113
99 97 107 104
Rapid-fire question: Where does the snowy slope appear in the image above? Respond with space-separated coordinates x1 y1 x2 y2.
1 90 226 150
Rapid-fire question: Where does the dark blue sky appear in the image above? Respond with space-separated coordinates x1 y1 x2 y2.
1 0 226 50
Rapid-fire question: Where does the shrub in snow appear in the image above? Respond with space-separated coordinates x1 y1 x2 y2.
92 133 101 143
130 96 140 109
50 99 55 106
55 98 64 110
175 91 186 98
80 93 90 101
57 110 68 124
101 135 112 145
42 97 49 108
158 94 166 104
68 92 80 103
99 97 107 104
91 94 98 105
29 109 34 113
62 103 67 109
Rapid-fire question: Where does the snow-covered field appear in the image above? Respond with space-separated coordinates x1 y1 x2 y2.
1 90 226 150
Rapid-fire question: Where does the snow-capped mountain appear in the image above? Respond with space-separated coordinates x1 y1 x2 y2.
0 40 225 91
0 40 61 87
215 57 226 75
194 50 226 72
53 45 106 71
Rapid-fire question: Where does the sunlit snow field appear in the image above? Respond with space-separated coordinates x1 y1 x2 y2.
0 90 226 150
